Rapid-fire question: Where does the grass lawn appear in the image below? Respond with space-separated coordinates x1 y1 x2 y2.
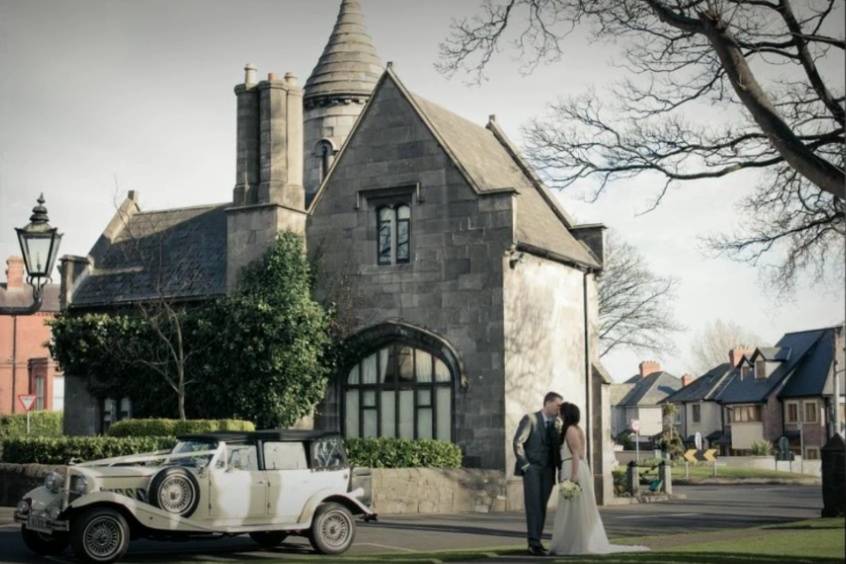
275 518 844 563
612 464 816 483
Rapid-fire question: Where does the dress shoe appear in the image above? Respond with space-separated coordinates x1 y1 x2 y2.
528 544 548 556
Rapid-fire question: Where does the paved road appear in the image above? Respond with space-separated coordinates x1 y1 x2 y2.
0 485 822 563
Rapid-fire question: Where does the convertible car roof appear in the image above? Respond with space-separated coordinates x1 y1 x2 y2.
178 430 342 443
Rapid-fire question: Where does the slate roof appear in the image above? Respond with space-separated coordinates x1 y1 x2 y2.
613 371 682 407
715 327 839 404
71 204 228 308
304 0 383 102
779 328 839 398
0 283 60 312
404 81 600 269
662 363 733 404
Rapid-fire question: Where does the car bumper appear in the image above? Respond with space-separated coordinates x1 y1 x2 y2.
14 511 70 534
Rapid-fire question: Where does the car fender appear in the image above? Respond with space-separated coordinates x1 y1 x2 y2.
297 488 376 525
67 492 212 533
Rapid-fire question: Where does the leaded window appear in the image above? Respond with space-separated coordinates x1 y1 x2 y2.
344 344 452 441
377 204 411 265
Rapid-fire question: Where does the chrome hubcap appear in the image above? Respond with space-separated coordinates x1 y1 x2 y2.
159 475 194 514
83 516 122 558
321 511 351 548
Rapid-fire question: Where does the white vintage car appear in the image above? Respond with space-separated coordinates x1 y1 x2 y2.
14 430 375 563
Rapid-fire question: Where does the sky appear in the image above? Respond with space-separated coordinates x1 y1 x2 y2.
0 0 843 382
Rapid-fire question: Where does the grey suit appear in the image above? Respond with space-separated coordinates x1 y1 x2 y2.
513 411 561 547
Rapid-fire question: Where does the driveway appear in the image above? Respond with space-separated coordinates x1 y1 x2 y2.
0 485 822 562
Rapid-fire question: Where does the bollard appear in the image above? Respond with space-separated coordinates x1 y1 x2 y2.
821 434 845 517
626 461 640 496
659 461 672 495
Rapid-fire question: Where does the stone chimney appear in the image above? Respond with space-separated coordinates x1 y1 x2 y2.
681 373 694 387
59 255 90 310
729 346 754 368
5 256 24 289
638 360 662 378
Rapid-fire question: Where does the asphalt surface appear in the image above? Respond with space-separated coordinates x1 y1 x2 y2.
0 485 822 563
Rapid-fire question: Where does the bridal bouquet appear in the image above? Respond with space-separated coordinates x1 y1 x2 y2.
558 480 582 500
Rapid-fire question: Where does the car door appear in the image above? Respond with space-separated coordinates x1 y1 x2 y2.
263 441 312 523
209 442 268 525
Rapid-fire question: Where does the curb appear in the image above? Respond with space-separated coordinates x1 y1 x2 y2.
673 478 820 486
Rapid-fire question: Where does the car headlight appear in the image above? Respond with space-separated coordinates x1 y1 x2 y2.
70 475 89 496
44 471 63 494
16 499 31 516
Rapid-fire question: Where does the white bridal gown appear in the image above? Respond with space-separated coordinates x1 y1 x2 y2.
549 440 649 555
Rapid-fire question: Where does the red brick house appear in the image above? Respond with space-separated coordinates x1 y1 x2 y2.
0 256 62 414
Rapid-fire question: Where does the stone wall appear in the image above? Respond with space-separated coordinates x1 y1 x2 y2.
370 468 509 514
307 76 514 469
0 463 65 506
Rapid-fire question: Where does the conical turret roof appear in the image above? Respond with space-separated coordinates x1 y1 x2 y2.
305 0 383 101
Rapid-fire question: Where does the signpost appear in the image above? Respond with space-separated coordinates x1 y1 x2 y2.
631 419 640 463
17 394 36 434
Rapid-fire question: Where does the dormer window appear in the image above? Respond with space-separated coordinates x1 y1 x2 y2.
755 359 767 379
741 364 754 379
377 204 411 265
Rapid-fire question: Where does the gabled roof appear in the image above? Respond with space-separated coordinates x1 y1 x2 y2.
715 327 837 404
754 346 791 362
310 66 601 270
779 327 839 398
613 371 682 407
71 201 228 308
662 363 733 404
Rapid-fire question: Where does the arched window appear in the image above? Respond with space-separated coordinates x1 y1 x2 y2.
344 344 452 441
316 139 335 182
377 204 411 265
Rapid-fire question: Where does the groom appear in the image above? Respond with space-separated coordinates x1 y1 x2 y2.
513 392 563 556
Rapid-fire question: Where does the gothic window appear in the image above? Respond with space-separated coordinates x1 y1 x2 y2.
316 139 335 182
344 344 453 441
377 204 411 265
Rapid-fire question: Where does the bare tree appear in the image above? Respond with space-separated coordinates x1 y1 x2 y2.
439 0 845 290
598 231 683 357
689 318 763 374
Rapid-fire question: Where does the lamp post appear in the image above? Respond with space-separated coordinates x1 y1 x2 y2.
1 194 63 316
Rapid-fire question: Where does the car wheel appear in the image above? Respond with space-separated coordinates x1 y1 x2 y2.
309 502 355 555
249 531 289 548
148 467 200 518
21 525 69 555
70 507 130 563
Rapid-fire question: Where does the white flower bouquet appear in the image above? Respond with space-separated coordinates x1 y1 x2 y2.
558 479 582 501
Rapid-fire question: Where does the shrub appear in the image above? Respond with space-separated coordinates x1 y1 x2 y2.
614 431 634 450
751 440 772 456
1 436 177 465
345 438 462 468
107 419 254 438
0 411 64 439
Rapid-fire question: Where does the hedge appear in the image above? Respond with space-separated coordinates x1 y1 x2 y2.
346 438 462 469
107 419 255 438
1 436 177 465
0 411 63 439
2 435 463 468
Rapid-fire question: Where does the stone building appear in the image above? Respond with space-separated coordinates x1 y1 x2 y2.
60 0 611 495
0 256 63 414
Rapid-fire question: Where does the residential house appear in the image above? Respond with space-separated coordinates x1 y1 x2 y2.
714 325 845 458
611 361 682 440
0 256 63 414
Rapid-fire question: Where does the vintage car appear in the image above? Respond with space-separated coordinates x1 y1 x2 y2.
14 430 375 563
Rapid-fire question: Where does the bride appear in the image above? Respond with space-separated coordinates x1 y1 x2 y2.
549 402 648 555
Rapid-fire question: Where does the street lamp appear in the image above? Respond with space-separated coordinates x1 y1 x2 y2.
1 194 62 315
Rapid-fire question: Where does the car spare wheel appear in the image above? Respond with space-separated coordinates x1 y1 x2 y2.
309 502 355 555
249 531 289 548
148 467 200 518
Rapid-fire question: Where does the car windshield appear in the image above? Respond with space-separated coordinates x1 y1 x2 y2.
168 440 218 468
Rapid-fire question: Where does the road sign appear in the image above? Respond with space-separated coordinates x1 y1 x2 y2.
703 449 718 462
630 419 640 433
18 395 36 412
694 431 703 450
684 449 698 464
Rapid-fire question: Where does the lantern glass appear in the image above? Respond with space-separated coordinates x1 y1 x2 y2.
16 228 62 280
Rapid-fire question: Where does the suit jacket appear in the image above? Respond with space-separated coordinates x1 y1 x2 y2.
513 410 563 476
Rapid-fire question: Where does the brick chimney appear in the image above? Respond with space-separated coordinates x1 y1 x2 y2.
5 256 24 289
729 346 754 368
638 360 662 378
681 373 694 387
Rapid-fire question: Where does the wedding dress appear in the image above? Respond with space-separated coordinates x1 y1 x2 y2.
549 438 649 555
